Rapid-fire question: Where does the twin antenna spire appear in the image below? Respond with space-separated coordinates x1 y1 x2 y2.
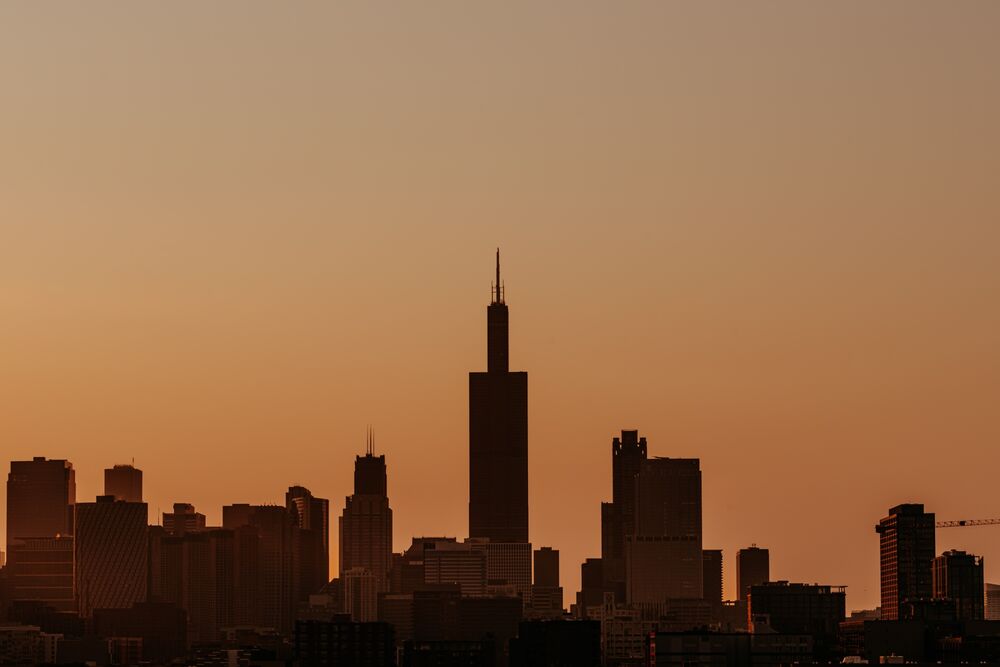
492 247 505 304
366 424 375 456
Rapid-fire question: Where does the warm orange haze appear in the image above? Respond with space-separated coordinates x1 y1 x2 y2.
2 0 1000 622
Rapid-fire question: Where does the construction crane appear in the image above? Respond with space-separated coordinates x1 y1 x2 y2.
876 518 1000 533
936 518 1000 529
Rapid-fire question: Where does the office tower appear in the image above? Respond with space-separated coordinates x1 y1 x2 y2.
747 582 846 657
626 457 702 602
986 583 1000 621
472 539 533 602
75 496 148 616
737 546 770 602
287 485 330 597
343 567 379 622
6 536 76 612
530 547 563 618
575 558 609 616
703 549 723 602
932 550 984 620
147 526 247 643
534 547 559 588
469 251 529 544
340 433 393 592
224 503 296 633
600 430 648 596
103 464 142 502
162 503 206 536
6 458 76 546
876 503 935 621
422 541 487 597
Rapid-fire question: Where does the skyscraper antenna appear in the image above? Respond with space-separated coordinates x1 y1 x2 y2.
495 248 502 303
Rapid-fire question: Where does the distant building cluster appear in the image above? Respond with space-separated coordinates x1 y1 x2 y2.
1 255 998 666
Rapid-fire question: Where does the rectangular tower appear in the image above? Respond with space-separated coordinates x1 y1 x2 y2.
933 549 984 620
7 458 76 543
339 434 393 593
877 503 935 621
469 250 528 543
737 546 770 602
75 495 148 616
104 464 142 503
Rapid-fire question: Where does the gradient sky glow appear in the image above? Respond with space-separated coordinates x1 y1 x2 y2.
2 2 999 609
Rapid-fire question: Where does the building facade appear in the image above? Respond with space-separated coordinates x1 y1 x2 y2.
103 464 142 503
932 550 984 620
877 503 935 621
339 439 393 592
75 496 148 616
736 546 770 602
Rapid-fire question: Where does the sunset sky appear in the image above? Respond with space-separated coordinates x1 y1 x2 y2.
2 2 999 609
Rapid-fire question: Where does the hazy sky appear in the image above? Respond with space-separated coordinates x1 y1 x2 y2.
2 2 999 609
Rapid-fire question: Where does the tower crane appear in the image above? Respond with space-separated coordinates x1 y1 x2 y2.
936 518 1000 529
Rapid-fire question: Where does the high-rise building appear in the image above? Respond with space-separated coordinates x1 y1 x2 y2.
932 549 984 620
876 503 935 621
422 541 486 597
625 457 702 602
162 503 206 536
224 503 296 633
287 485 330 598
747 581 845 657
6 458 76 545
343 567 379 622
986 583 1000 621
469 251 528 544
703 549 723 603
75 496 148 616
600 430 648 597
6 536 76 612
470 539 532 602
340 432 393 592
534 547 559 588
103 464 142 503
737 546 770 602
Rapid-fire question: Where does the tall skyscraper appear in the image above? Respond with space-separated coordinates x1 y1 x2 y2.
625 457 702 602
737 546 770 602
6 458 76 544
339 431 393 592
104 464 142 503
342 567 378 622
75 495 148 616
287 485 331 598
702 549 723 603
876 503 935 621
932 549 984 620
534 547 560 588
600 431 648 598
469 250 529 544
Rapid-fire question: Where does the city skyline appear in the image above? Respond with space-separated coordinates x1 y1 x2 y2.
3 2 1000 621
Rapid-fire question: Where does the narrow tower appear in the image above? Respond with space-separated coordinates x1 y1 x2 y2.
469 250 529 543
339 427 393 593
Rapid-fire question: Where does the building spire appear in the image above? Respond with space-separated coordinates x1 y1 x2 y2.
494 248 502 304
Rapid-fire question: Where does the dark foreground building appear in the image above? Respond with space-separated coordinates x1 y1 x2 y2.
295 618 395 666
509 620 601 667
876 503 935 620
646 631 813 667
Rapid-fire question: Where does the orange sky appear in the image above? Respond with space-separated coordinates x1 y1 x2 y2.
2 2 999 609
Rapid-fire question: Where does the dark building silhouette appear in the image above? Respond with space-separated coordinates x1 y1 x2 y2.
531 547 563 617
295 618 395 667
469 251 528 544
402 639 496 667
703 549 723 603
575 558 613 617
748 581 845 657
162 502 206 536
224 503 297 633
534 547 559 588
287 485 331 598
6 458 76 545
340 431 393 592
736 546 769 602
933 549 984 620
103 464 142 502
6 536 76 612
509 619 601 667
600 430 647 599
92 601 188 663
626 457 702 602
877 503 935 620
75 495 148 616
